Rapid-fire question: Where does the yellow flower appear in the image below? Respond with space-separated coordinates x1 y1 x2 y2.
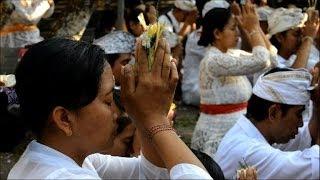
147 23 158 37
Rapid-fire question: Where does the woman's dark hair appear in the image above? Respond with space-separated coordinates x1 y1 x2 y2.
246 68 296 121
15 38 108 137
198 8 232 47
195 0 210 26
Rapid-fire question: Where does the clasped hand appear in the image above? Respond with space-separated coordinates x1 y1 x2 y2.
120 38 179 129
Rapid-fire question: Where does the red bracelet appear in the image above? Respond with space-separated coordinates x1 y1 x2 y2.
146 123 176 141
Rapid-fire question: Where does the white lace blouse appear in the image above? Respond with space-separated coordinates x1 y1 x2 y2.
200 46 275 105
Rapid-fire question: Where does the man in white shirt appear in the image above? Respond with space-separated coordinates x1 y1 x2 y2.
268 8 319 70
158 0 197 39
215 68 320 179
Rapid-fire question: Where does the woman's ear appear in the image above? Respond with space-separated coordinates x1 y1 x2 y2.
50 106 75 137
268 104 281 122
213 29 221 40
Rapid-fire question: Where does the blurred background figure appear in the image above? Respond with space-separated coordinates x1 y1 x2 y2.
0 0 54 48
0 0 54 74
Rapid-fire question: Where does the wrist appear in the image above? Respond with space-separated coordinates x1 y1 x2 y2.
246 25 259 32
145 123 176 141
248 30 259 37
302 36 314 43
139 115 169 129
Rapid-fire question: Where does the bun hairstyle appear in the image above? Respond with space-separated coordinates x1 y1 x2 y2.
198 8 232 47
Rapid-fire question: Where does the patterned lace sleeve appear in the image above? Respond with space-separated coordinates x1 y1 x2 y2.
204 46 271 77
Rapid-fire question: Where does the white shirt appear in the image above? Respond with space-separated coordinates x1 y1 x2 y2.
215 115 320 179
277 44 319 70
8 141 212 179
159 10 183 34
181 29 205 105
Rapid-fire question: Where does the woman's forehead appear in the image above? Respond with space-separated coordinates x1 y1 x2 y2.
99 68 115 94
227 16 236 26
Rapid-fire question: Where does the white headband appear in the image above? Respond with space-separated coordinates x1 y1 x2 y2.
174 0 196 12
94 30 135 54
253 69 313 105
202 0 230 17
268 8 308 36
257 6 274 21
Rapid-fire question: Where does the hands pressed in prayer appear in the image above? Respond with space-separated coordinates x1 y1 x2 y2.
146 5 157 25
120 38 179 129
303 9 319 39
231 1 241 16
235 0 260 33
237 167 257 180
185 10 198 25
234 0 266 48
120 38 207 173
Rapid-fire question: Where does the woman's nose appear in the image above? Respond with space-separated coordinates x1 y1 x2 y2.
236 28 241 36
111 102 119 122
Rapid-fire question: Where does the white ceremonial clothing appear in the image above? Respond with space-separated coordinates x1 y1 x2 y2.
308 44 320 70
0 0 54 48
275 50 319 122
253 68 312 105
159 10 183 34
277 44 319 70
191 46 276 156
215 115 320 179
8 141 212 179
181 29 206 106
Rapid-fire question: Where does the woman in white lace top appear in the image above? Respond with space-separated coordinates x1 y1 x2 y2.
191 2 277 157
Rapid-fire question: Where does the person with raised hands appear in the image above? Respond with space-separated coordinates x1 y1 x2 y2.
191 0 277 157
119 38 211 176
268 7 319 70
215 66 320 179
8 37 212 179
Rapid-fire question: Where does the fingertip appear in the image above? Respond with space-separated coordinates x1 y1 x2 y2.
171 58 178 66
165 41 170 53
159 37 165 47
121 66 125 76
124 64 133 75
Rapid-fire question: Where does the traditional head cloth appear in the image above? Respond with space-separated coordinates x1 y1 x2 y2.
202 0 230 17
0 74 16 87
268 8 308 36
93 30 135 54
174 0 197 12
257 6 274 21
253 69 314 105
